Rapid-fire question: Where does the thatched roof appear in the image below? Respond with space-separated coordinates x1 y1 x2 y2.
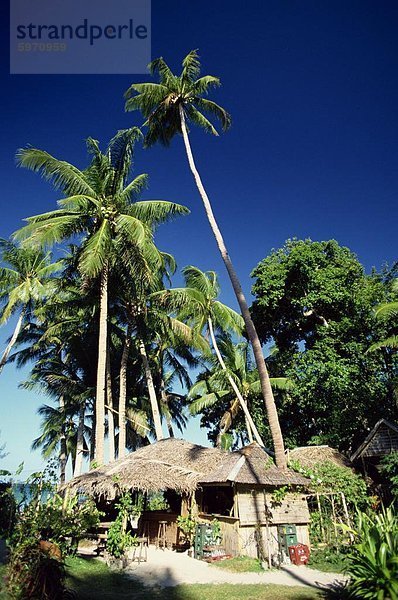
63 439 309 499
287 445 352 469
351 419 398 462
63 439 224 499
200 443 309 487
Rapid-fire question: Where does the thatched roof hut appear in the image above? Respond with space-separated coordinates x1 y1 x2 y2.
64 439 312 559
286 445 352 470
63 438 308 499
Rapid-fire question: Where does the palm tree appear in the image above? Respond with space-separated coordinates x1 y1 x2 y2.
155 265 264 446
369 280 398 352
0 239 61 374
189 337 292 447
14 130 189 464
125 51 287 468
117 252 204 444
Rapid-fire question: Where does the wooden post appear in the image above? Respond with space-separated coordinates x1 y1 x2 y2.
340 492 354 543
263 492 272 569
316 493 326 542
330 495 338 541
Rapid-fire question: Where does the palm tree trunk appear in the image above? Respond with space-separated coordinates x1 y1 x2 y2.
138 337 164 441
74 402 85 477
94 266 108 465
106 351 115 462
89 406 95 463
208 317 264 447
118 325 131 458
59 395 67 485
180 106 286 469
0 308 26 374
160 380 175 438
245 416 254 443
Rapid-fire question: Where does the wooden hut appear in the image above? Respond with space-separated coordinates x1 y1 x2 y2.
63 438 310 560
351 419 398 494
351 419 398 467
197 443 310 559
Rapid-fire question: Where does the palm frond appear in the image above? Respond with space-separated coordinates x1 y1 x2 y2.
185 106 219 136
195 98 232 131
368 336 398 352
189 393 219 414
79 220 112 277
375 302 398 320
181 49 201 82
16 147 95 196
130 201 189 227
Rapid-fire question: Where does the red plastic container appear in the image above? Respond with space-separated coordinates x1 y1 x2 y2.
288 543 310 565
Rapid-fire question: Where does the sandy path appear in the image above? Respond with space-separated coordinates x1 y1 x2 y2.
124 546 346 590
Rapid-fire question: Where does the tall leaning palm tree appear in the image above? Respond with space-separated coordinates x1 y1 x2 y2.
14 129 189 464
0 239 61 374
125 51 287 468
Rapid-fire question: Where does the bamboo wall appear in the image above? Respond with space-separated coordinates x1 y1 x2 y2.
198 485 310 560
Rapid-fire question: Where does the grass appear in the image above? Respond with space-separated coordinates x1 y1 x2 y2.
0 555 324 599
307 546 347 574
209 556 264 573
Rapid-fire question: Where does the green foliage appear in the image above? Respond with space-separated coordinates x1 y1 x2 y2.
290 460 369 509
210 519 222 544
106 492 139 558
176 513 197 546
6 542 66 600
10 492 101 558
147 492 169 512
250 238 397 451
125 50 231 147
0 485 16 538
37 495 102 556
308 545 348 573
106 520 137 559
343 507 398 599
380 452 398 499
270 486 290 506
5 465 101 600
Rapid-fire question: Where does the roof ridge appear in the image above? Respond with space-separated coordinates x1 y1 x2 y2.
226 454 246 482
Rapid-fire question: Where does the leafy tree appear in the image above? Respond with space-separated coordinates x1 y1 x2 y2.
250 239 396 450
125 50 287 468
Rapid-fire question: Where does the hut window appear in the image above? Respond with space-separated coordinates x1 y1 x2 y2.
201 486 234 516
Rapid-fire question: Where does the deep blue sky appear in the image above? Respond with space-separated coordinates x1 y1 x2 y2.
1 1 397 475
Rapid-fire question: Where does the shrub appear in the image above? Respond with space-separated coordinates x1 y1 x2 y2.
344 506 398 599
176 513 197 546
105 492 139 558
6 541 66 600
380 452 398 499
